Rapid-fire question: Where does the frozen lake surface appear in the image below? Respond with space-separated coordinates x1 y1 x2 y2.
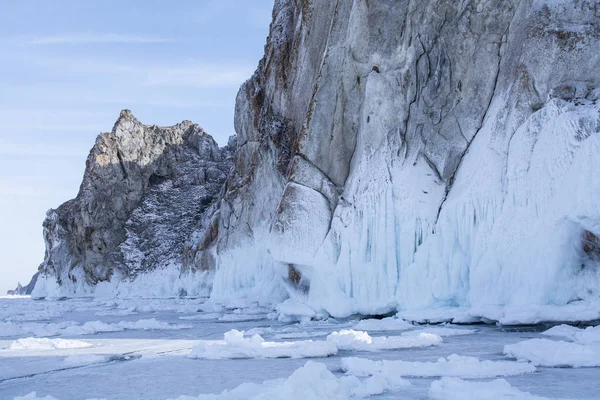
1 297 599 399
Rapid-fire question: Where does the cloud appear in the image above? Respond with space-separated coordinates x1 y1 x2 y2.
25 33 175 45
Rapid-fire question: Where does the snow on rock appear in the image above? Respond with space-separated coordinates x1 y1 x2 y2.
9 337 93 350
353 317 414 332
326 329 442 351
429 378 549 400
188 330 337 360
504 338 600 367
341 354 536 378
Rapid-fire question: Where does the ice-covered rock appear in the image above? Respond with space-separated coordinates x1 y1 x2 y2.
213 0 600 320
34 0 600 324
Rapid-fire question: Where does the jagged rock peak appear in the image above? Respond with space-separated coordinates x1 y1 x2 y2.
36 111 232 294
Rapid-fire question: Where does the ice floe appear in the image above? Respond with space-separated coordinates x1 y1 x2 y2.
188 330 337 359
326 329 442 351
429 377 548 400
341 354 536 378
9 337 93 350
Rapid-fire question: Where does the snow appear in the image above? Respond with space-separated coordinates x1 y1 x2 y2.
540 324 600 344
326 329 442 351
168 360 410 400
353 316 414 332
429 378 549 400
402 327 476 337
504 338 600 367
1 297 598 400
188 330 338 359
341 354 536 378
9 337 93 350
275 299 318 323
13 394 61 400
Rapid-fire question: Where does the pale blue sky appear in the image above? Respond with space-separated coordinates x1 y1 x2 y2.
0 0 274 293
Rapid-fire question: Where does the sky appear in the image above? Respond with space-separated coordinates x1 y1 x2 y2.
0 0 274 294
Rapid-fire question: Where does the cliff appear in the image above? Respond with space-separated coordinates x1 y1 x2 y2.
34 0 600 322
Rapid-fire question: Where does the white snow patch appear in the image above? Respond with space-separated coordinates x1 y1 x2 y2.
504 338 600 367
353 317 414 332
541 324 600 344
341 354 536 378
188 329 337 359
276 299 317 323
326 329 442 351
429 378 549 400
168 361 407 400
9 337 93 350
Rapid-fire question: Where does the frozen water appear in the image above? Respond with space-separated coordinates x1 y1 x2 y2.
429 378 549 400
504 338 600 367
341 354 536 378
326 330 442 351
9 338 93 351
353 316 414 332
1 297 599 399
188 330 338 359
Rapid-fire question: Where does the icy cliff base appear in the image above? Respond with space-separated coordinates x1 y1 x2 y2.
305 96 600 318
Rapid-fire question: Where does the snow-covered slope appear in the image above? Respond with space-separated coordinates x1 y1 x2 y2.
35 0 600 323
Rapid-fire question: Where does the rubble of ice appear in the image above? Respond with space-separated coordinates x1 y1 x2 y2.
341 354 536 378
429 378 548 400
326 329 442 351
188 330 337 360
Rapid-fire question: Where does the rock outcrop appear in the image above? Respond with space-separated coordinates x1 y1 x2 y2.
36 110 232 295
211 0 600 316
35 0 600 321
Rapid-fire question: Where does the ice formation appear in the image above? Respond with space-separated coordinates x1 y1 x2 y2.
188 330 337 360
505 325 600 367
429 378 548 400
9 338 92 351
326 329 442 351
341 354 536 378
30 0 600 324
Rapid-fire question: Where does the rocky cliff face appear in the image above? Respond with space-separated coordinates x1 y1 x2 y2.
35 0 600 321
210 0 600 317
36 110 232 296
